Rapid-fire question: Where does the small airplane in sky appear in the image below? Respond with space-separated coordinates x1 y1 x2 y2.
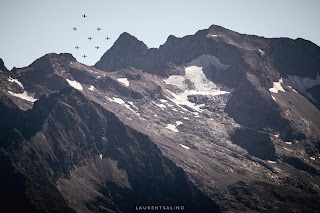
73 27 78 31
105 37 110 40
95 46 100 49
88 37 93 40
82 14 87 18
82 55 87 58
75 46 79 49
97 27 101 31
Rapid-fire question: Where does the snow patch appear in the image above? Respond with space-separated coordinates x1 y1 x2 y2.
288 86 299 93
165 61 234 112
183 117 189 120
166 87 233 112
258 49 265 56
165 124 178 132
66 79 83 91
8 91 37 102
186 54 229 70
164 75 187 90
185 66 217 91
310 157 316 161
99 154 103 160
165 121 183 133
128 101 139 111
212 34 218 37
166 90 201 112
179 144 190 150
160 99 168 103
285 141 292 145
154 114 158 117
274 134 280 138
117 78 129 87
269 78 285 94
152 101 167 109
271 95 276 101
108 97 125 105
108 97 140 115
176 121 183 126
267 161 276 164
8 77 24 89
88 85 95 91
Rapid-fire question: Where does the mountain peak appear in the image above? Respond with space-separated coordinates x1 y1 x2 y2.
94 33 148 72
118 32 141 41
38 52 76 63
0 58 8 72
18 53 76 71
113 32 147 49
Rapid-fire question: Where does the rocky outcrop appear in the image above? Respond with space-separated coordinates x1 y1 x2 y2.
0 87 219 213
94 32 148 72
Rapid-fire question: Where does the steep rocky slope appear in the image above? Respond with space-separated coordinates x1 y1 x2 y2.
1 24 320 212
0 87 218 212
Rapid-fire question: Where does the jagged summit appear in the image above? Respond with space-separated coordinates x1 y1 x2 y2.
30 52 76 66
0 58 8 72
9 53 79 99
117 32 146 44
94 32 148 72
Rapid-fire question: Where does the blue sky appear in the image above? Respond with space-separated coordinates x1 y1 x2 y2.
1 0 319 70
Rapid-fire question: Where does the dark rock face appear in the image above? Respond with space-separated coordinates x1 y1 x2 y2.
94 32 148 72
307 85 320 109
0 87 219 213
231 128 276 160
11 53 75 97
282 156 320 175
0 58 8 72
269 38 320 79
2 25 320 212
229 181 320 212
0 90 24 143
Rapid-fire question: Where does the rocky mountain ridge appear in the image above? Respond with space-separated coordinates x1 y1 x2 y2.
1 24 320 212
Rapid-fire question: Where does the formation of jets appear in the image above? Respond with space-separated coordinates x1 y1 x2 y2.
73 14 111 59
